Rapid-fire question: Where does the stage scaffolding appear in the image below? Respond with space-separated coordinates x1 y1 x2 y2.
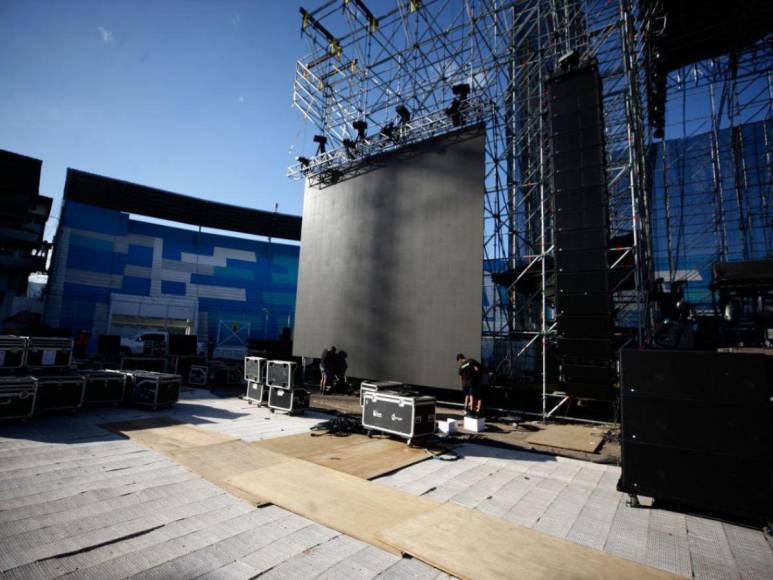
286 0 773 418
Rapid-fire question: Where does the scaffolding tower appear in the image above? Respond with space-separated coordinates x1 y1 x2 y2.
286 0 773 417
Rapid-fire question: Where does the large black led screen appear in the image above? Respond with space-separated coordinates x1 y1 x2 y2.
293 126 484 390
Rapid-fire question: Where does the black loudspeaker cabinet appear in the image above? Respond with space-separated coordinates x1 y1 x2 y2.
556 314 612 338
268 386 309 415
168 335 198 356
96 335 121 357
361 391 436 444
32 374 85 412
82 370 126 405
129 371 181 409
557 338 613 360
0 376 36 420
359 380 404 406
25 337 73 368
245 379 267 406
619 349 772 523
0 335 27 370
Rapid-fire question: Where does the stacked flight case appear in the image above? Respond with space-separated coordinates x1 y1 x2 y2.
266 360 308 415
25 337 73 369
361 389 436 445
244 356 267 406
359 380 404 406
0 376 37 420
0 336 28 373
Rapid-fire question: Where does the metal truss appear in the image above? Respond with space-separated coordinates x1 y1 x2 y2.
287 0 651 415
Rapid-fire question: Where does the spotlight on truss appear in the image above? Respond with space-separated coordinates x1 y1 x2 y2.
395 105 410 124
380 122 398 144
313 134 327 154
352 120 368 141
342 138 357 159
452 83 470 100
445 98 463 127
297 156 310 168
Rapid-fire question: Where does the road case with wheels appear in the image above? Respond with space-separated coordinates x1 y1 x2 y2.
267 360 297 389
362 391 436 444
82 370 126 405
268 385 309 415
0 376 36 420
128 371 181 409
244 356 266 383
32 374 85 413
25 337 73 369
245 379 267 406
0 336 27 372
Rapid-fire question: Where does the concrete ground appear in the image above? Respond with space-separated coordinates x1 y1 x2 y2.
1 388 771 579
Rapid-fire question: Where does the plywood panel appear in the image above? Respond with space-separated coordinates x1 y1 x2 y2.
379 502 682 580
252 431 372 459
167 441 289 507
225 460 439 554
252 432 432 479
100 418 236 453
302 437 431 480
525 424 608 453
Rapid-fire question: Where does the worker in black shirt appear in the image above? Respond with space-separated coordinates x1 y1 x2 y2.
456 353 483 417
319 346 336 394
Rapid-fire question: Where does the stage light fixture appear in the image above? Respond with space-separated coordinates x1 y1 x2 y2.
452 83 470 99
445 98 463 127
380 122 398 143
313 134 328 154
396 105 411 124
352 120 368 141
297 156 310 168
342 138 357 159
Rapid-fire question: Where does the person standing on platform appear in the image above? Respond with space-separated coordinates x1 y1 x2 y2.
319 345 336 395
335 350 348 391
457 353 483 417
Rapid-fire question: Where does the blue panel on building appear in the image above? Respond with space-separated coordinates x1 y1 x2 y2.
121 276 151 296
126 244 154 267
161 280 186 295
62 201 128 236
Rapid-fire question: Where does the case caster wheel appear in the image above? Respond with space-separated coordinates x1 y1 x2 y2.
270 409 275 414
626 494 641 508
367 430 373 438
406 438 413 447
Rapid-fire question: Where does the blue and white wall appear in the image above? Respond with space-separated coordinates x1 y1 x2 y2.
45 200 299 346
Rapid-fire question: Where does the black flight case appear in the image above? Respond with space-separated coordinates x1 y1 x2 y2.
361 390 436 445
0 376 37 420
25 337 73 369
127 371 181 410
31 373 86 413
0 335 27 373
266 360 308 414
82 370 126 405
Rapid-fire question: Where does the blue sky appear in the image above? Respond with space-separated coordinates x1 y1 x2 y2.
0 1 312 241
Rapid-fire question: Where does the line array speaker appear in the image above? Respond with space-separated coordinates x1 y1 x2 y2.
548 62 614 400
